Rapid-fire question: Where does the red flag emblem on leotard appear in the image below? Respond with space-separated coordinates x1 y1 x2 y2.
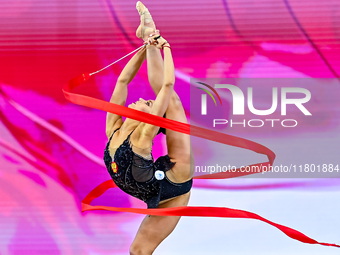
111 162 118 173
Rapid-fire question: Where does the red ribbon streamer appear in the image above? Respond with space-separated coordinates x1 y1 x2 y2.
63 72 339 248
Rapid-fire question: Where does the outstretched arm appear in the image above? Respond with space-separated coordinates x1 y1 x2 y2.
146 43 164 95
141 36 174 138
105 46 146 138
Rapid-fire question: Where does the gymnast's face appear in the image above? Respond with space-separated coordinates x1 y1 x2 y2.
128 98 154 113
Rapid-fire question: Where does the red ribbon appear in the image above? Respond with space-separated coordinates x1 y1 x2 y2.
63 72 340 248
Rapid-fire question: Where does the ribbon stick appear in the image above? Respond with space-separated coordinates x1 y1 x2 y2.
62 47 339 248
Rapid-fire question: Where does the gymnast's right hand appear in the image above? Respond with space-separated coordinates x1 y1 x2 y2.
148 34 170 49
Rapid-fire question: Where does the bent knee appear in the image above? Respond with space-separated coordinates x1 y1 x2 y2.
130 243 152 255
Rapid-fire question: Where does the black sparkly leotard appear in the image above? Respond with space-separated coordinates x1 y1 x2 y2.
103 128 193 208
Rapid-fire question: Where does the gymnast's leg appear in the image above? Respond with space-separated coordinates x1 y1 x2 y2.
146 44 193 182
130 45 192 255
129 192 190 255
141 19 193 183
129 2 193 255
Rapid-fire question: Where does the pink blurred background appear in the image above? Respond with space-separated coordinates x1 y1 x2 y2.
0 0 340 254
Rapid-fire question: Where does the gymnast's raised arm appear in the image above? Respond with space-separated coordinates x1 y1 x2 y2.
139 36 174 139
105 47 146 139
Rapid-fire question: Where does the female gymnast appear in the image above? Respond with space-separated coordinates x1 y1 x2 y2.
103 2 194 254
